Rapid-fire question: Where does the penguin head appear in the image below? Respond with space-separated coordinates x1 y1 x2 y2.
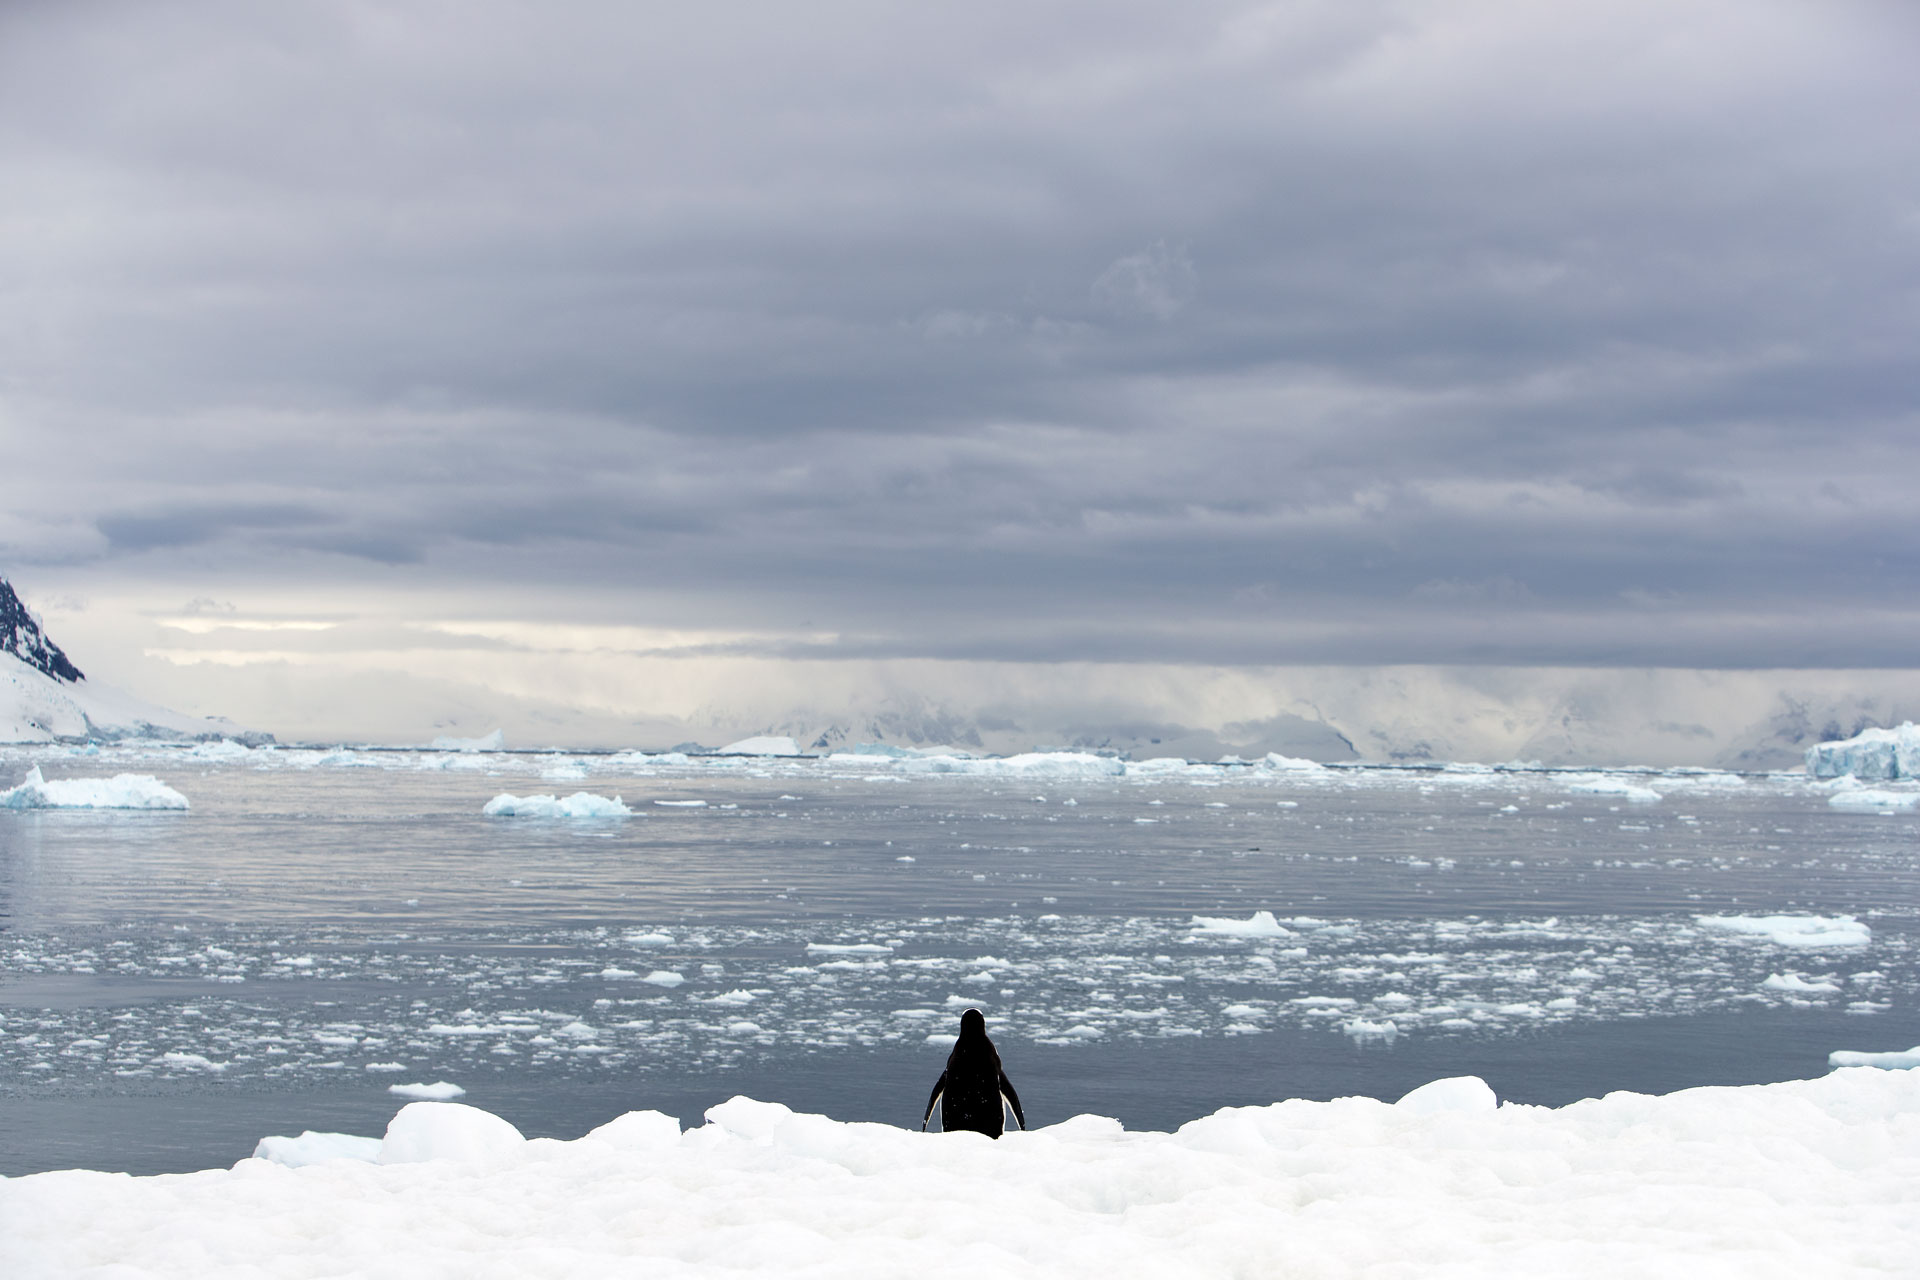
958 1008 987 1037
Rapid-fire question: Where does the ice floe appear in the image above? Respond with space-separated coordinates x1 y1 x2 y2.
482 791 632 818
1695 915 1872 948
0 765 188 810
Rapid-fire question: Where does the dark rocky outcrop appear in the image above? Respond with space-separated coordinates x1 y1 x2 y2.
0 576 83 683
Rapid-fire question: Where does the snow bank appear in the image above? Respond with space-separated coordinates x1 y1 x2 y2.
6 1071 1920 1278
716 735 804 756
252 1132 382 1168
1694 914 1871 948
482 791 632 818
0 765 189 810
1805 722 1920 780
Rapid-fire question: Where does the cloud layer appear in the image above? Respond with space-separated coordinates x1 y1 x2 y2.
3 1 1917 744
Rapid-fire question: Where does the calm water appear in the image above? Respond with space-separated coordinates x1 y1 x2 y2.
3 745 1916 1175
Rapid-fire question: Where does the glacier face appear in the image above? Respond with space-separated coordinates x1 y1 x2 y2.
1804 722 1920 781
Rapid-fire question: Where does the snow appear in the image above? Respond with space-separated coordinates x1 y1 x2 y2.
1 650 254 745
251 1131 384 1168
1805 721 1920 780
1695 914 1872 948
378 1101 526 1165
716 735 804 756
430 730 505 751
482 791 632 818
7 1070 1918 1278
0 765 189 810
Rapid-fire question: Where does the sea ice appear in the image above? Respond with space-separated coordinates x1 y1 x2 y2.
251 1131 384 1168
0 766 189 810
387 1081 468 1101
1695 915 1872 948
1188 910 1295 938
1826 786 1920 811
482 791 632 818
1827 1046 1920 1069
378 1100 525 1165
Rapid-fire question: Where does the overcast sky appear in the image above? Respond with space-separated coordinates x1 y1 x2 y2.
3 0 1917 745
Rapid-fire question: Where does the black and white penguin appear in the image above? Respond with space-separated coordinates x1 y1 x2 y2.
920 1008 1026 1138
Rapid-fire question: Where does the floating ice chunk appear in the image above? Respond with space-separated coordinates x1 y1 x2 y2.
716 736 804 756
482 791 632 818
1763 973 1842 995
1828 1046 1920 1069
379 1101 524 1165
1826 788 1920 812
388 1081 467 1101
251 1131 383 1167
430 730 504 751
1188 910 1294 938
1396 1076 1497 1114
1566 774 1662 803
1260 752 1328 772
1805 723 1920 780
805 942 894 955
1696 915 1871 948
653 798 708 807
0 766 189 810
641 970 685 987
160 1051 226 1071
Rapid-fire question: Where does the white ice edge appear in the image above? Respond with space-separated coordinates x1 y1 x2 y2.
7 1071 1920 1278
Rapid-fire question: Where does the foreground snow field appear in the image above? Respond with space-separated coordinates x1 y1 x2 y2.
4 1069 1917 1279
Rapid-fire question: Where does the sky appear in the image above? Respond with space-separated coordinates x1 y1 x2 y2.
2 0 1917 758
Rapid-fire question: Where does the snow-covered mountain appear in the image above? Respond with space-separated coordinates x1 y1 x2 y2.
0 576 265 744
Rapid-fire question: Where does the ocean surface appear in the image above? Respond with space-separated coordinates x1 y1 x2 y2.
3 743 1916 1175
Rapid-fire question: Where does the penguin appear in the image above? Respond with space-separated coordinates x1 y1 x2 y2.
921 1007 1025 1138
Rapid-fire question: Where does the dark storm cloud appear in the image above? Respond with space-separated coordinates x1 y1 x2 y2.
3 0 1918 667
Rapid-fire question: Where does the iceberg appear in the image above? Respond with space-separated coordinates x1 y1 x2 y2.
0 766 189 810
1805 722 1920 780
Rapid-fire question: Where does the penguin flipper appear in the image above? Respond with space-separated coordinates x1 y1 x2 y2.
921 1071 947 1132
999 1070 1026 1131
